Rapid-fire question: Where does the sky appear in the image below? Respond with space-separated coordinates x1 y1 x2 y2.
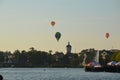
0 0 120 53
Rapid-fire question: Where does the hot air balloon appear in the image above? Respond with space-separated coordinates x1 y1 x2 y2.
55 32 61 42
51 21 55 27
105 33 110 39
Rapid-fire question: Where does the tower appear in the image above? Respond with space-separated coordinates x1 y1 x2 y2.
66 42 72 54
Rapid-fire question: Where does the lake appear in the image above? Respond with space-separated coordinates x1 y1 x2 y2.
0 68 120 80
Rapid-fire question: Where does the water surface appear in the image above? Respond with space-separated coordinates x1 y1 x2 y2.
0 68 120 80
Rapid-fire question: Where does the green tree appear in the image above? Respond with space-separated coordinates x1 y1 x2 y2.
111 51 120 62
13 50 21 65
70 53 79 67
0 51 4 62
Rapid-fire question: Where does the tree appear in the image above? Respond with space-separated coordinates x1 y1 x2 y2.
0 51 4 62
111 51 120 62
13 50 21 65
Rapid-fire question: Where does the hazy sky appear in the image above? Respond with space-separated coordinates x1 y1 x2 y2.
0 0 120 53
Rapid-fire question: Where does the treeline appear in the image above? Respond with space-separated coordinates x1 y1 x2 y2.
0 47 80 68
0 48 119 68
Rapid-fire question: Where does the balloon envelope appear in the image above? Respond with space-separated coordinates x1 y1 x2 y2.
51 21 55 26
55 32 61 41
106 33 110 38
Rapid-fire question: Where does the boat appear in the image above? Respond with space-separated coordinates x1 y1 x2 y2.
85 51 104 72
85 61 120 73
85 66 104 72
104 61 120 73
84 61 104 72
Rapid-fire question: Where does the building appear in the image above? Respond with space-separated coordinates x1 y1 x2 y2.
66 42 72 54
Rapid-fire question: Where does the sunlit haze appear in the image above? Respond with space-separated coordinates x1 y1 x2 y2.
0 0 120 53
